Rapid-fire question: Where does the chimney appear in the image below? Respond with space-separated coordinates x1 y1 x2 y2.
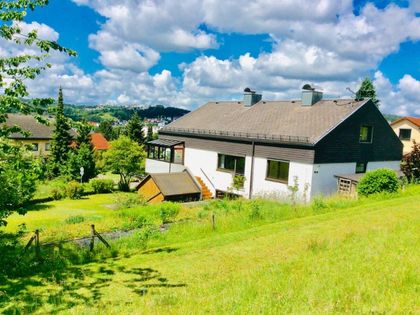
243 87 262 107
301 84 323 106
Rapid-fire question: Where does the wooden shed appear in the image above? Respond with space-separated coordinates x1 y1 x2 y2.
137 171 202 204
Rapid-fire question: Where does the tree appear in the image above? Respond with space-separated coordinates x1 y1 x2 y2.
126 112 145 145
66 143 97 182
103 135 145 191
0 1 75 224
75 120 92 147
49 87 73 176
0 140 38 226
98 121 115 140
146 124 154 142
0 1 76 138
356 78 379 106
401 140 420 182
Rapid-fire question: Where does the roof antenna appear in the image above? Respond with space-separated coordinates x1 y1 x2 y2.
346 87 356 96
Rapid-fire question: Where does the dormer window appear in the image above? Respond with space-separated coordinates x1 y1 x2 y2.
359 125 373 143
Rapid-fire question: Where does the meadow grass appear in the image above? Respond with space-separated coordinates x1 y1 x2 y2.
0 186 419 314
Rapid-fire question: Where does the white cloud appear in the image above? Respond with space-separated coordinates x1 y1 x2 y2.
3 3 419 116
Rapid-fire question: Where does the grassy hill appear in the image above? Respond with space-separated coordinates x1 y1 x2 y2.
1 189 419 314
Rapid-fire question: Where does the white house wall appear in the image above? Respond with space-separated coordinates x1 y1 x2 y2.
367 161 401 171
184 147 234 195
251 158 313 201
311 161 401 197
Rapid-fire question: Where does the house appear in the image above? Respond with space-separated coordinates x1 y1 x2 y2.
390 116 420 154
6 114 55 156
90 132 109 151
145 85 403 201
137 171 202 204
6 114 108 155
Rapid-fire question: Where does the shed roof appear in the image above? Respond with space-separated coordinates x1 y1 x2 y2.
141 172 201 196
161 99 369 145
147 138 183 147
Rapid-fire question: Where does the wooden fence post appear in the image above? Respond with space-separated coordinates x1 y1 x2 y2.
90 224 95 251
211 213 216 230
35 229 41 261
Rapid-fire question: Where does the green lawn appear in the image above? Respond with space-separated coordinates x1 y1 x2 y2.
1 188 419 314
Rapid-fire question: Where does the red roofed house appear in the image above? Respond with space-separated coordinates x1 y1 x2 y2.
390 117 420 154
90 132 109 151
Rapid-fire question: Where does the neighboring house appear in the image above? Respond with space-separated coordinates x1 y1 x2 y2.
6 114 55 156
137 171 202 204
6 114 107 155
145 86 403 201
90 133 109 151
390 116 420 154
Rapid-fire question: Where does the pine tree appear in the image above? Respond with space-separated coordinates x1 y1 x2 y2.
49 87 73 176
98 121 115 140
356 78 379 106
147 125 154 142
76 120 92 147
126 112 145 145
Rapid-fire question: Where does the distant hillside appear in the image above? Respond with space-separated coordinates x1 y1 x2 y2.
383 113 402 123
62 105 190 123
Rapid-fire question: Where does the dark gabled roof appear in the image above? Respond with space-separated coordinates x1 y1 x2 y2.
390 116 420 128
161 99 369 145
142 172 201 196
6 114 77 140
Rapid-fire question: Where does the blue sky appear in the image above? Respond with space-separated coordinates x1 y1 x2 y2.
13 0 420 115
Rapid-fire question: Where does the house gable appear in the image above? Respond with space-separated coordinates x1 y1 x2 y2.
314 100 403 163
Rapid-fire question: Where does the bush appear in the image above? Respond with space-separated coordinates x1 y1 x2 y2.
65 181 85 199
64 215 85 224
51 187 65 200
159 202 181 224
90 179 114 194
357 168 399 197
114 193 146 209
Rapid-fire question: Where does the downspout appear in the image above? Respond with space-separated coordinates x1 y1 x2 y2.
249 141 255 199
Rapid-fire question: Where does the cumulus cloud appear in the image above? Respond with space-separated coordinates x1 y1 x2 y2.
3 2 419 116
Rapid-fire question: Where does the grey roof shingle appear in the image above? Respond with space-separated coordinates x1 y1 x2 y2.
161 99 369 145
5 114 76 139
150 172 201 196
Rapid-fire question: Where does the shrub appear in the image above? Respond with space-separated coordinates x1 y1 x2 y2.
51 187 65 200
232 175 246 190
65 181 85 199
114 193 146 209
357 168 399 197
159 202 181 224
64 215 85 224
90 179 114 194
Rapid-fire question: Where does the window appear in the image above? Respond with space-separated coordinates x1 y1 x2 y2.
266 160 290 183
359 125 373 143
399 128 411 141
45 143 51 151
355 162 367 174
32 143 39 152
217 154 245 175
146 144 184 164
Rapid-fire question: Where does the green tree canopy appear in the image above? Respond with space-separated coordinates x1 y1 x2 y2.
356 78 379 106
126 112 145 145
49 87 73 176
0 0 76 137
66 143 97 182
98 121 115 140
0 139 38 226
103 135 145 191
